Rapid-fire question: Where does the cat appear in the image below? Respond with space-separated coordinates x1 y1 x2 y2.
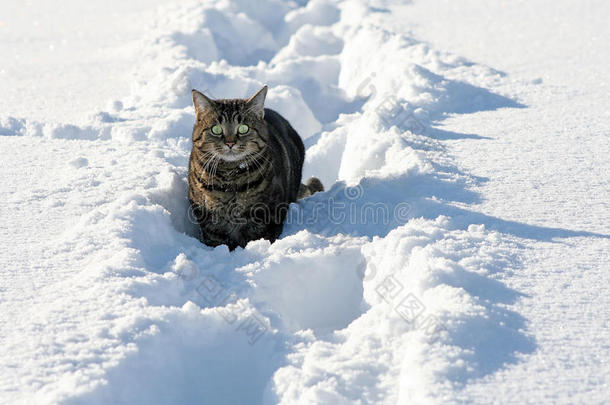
188 85 323 250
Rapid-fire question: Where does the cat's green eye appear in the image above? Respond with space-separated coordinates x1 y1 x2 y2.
211 125 223 135
238 124 249 135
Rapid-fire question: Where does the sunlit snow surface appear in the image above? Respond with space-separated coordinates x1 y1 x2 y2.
1 0 608 404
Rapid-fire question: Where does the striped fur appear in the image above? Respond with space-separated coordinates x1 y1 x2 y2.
188 86 323 250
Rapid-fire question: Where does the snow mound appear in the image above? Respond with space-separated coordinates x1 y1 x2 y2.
270 217 531 403
0 0 535 404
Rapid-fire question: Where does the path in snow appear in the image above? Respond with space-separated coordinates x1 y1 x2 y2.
396 0 610 402
1 0 608 404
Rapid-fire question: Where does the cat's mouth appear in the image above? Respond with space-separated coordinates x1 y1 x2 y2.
219 150 247 162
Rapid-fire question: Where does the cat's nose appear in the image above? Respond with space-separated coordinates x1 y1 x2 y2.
226 142 235 149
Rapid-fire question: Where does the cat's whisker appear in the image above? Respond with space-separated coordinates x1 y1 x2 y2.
241 156 254 191
210 155 221 188
248 157 268 181
206 156 218 187
198 152 218 185
248 152 271 175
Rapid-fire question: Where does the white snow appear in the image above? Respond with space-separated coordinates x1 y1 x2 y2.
1 0 608 404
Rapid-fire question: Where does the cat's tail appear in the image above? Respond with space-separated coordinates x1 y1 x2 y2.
298 177 324 199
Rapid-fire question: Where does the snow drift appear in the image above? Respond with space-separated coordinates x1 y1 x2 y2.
0 0 537 404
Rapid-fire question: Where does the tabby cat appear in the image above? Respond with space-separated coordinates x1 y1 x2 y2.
188 86 323 250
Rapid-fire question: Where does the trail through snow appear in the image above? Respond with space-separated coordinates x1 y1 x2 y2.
1 0 608 404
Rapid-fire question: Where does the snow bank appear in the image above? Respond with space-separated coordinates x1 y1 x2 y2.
269 218 529 404
0 0 534 403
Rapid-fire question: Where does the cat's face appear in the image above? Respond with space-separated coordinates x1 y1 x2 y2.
192 86 268 163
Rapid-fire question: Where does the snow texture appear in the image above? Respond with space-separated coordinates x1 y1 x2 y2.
1 0 608 404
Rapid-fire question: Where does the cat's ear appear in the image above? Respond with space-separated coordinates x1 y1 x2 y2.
192 89 215 118
246 85 268 119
